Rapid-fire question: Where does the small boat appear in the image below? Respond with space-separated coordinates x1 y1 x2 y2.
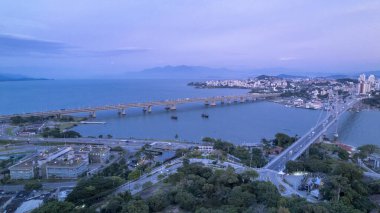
171 116 178 120
201 113 209 118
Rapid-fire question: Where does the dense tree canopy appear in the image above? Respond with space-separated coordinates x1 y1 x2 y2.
66 176 124 206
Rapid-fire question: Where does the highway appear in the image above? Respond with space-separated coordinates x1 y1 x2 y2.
0 181 77 192
114 158 183 195
265 97 361 171
0 134 199 151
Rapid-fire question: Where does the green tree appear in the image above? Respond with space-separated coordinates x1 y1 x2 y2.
332 162 363 182
128 170 141 180
123 200 149 213
273 133 296 148
32 201 75 213
240 170 258 183
24 181 42 191
102 196 124 213
252 181 281 207
321 175 350 202
227 186 256 207
337 148 349 160
285 161 305 173
174 191 197 211
147 192 170 212
142 181 153 189
357 144 379 158
66 176 124 206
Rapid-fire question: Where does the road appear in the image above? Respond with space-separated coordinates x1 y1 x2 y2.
0 134 198 151
265 97 361 171
364 172 380 180
114 158 183 195
0 181 77 192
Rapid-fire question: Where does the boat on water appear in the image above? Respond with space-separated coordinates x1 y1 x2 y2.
171 115 178 120
201 113 209 118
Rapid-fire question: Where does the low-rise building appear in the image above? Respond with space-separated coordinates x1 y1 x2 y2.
197 145 214 153
293 98 304 106
8 145 109 180
76 145 110 164
45 152 89 179
368 153 380 169
9 159 37 180
89 146 110 164
154 151 176 163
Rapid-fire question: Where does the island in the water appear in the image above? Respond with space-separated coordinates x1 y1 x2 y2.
0 73 50 82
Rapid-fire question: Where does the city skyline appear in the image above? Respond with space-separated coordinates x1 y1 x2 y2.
0 0 380 78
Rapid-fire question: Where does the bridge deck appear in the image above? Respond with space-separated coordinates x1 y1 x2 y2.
264 97 360 171
0 93 278 120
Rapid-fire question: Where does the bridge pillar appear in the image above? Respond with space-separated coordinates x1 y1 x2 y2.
89 111 96 118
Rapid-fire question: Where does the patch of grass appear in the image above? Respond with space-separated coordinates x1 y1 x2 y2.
58 122 78 131
5 127 14 136
0 140 22 145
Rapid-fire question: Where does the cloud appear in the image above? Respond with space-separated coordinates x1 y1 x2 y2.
0 33 148 57
0 33 68 56
78 48 149 57
279 57 297 61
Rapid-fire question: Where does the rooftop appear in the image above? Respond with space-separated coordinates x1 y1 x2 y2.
9 158 36 170
46 155 86 168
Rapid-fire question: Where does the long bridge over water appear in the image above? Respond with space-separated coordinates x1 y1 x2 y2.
0 93 278 120
265 96 361 172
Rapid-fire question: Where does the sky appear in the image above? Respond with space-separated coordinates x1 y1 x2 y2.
0 0 380 78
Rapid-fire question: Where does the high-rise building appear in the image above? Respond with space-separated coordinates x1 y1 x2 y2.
368 74 376 85
357 74 375 94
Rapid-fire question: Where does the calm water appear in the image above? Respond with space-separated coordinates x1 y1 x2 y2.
1 79 379 146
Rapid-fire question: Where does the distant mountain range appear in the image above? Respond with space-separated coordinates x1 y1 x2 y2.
124 65 303 79
0 73 49 82
124 65 241 79
2 65 380 80
124 65 380 80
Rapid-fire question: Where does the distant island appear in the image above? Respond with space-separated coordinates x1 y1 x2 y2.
0 73 50 82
